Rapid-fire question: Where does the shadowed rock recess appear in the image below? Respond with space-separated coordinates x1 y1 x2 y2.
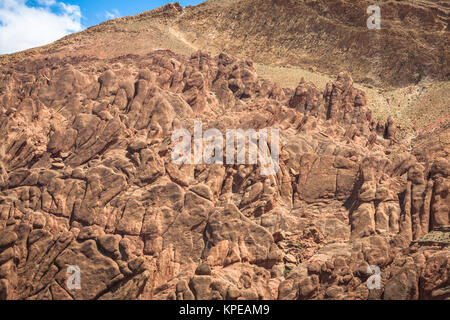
0 5 449 301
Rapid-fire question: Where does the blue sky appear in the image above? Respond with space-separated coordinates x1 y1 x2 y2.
0 0 205 54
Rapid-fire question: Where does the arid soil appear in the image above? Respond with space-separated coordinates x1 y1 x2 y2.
0 1 448 300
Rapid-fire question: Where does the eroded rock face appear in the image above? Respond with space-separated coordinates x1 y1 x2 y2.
0 50 448 300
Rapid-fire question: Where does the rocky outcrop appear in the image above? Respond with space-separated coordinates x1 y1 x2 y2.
0 49 448 300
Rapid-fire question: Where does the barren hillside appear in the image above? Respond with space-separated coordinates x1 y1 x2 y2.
3 0 449 87
175 0 449 87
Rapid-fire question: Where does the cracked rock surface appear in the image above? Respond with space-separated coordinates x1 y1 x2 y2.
0 49 448 300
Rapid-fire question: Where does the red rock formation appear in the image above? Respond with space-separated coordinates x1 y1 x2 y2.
0 50 448 300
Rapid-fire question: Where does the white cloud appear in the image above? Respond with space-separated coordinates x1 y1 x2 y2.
105 9 120 20
0 0 83 54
